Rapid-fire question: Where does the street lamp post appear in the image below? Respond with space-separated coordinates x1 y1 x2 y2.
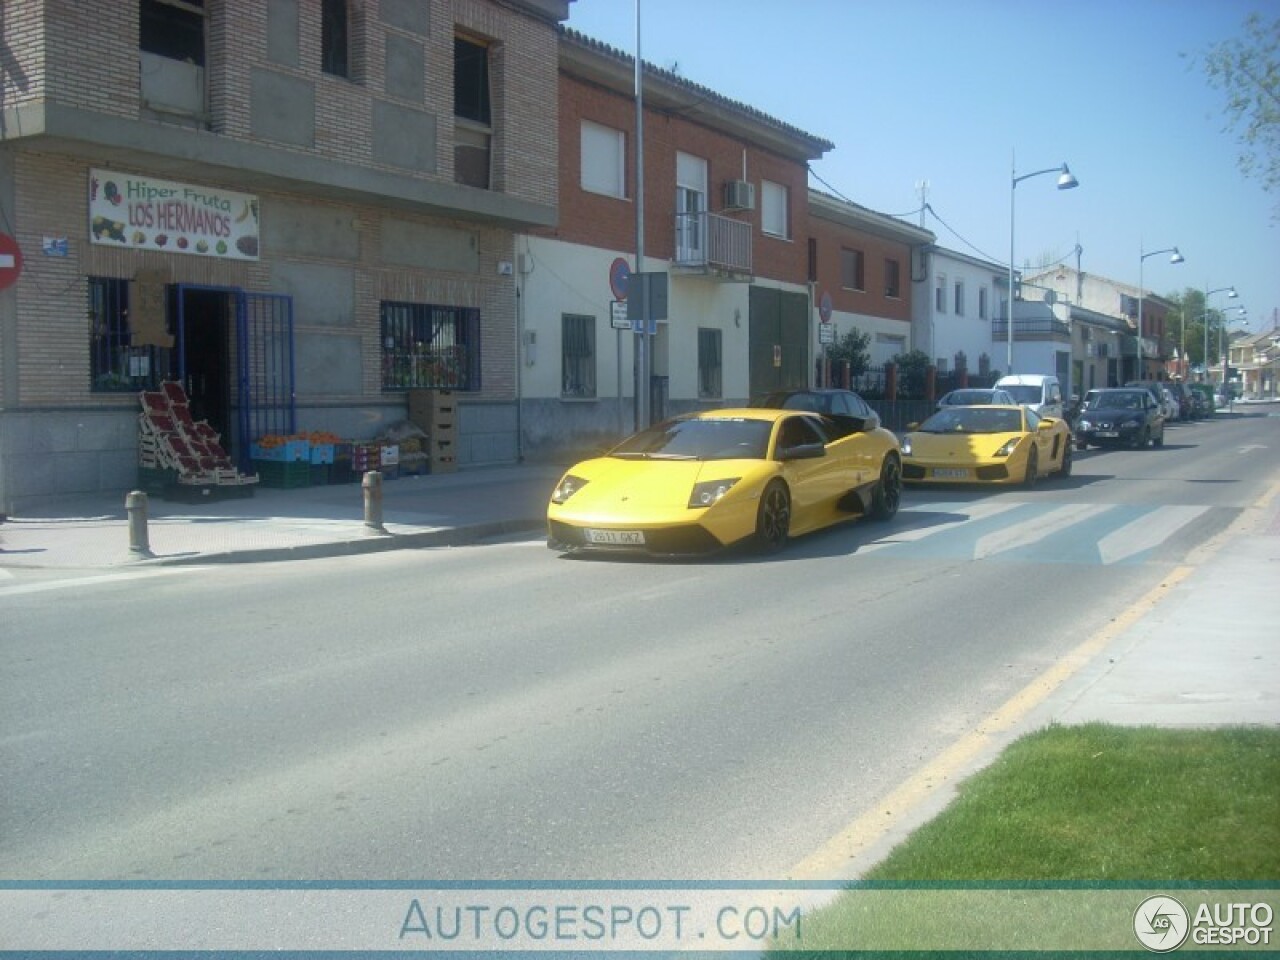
1203 284 1238 382
1008 158 1078 373
1136 245 1184 380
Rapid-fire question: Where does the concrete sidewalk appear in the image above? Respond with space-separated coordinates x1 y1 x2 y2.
0 462 567 568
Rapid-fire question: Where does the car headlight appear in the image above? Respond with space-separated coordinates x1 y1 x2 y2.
1121 418 1141 428
688 478 739 508
900 437 913 456
551 474 588 504
993 438 1020 457
1078 418 1093 430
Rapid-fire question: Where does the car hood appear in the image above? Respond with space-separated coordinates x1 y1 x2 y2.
905 431 1024 461
555 457 762 514
1081 406 1148 419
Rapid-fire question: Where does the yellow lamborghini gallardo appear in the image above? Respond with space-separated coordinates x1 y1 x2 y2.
900 404 1073 486
547 408 902 555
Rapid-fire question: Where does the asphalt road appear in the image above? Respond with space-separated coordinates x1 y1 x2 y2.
2 409 1276 882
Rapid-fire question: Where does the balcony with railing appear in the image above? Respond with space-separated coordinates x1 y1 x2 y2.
672 212 753 280
990 317 1071 342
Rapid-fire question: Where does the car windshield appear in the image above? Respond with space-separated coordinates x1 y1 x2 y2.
917 407 1024 434
942 391 993 405
609 417 773 461
1086 391 1144 411
1001 385 1042 404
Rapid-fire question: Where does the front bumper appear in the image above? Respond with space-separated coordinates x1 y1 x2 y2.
547 519 726 555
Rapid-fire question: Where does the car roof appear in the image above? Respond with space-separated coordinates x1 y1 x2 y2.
686 407 798 424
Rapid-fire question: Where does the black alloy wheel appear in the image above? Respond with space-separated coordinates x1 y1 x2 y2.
754 480 791 553
870 454 902 522
1023 446 1039 488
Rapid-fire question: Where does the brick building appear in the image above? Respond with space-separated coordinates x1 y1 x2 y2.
517 29 928 460
0 0 568 512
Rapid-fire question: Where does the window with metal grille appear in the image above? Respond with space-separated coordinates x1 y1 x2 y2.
89 277 172 392
561 314 596 398
698 328 722 399
380 302 480 391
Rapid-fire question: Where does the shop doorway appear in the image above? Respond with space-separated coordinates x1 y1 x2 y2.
175 286 234 444
170 284 296 471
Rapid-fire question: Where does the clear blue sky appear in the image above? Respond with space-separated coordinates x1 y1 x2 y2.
566 0 1278 332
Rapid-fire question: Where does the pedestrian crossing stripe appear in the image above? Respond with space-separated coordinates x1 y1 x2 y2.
859 502 1214 566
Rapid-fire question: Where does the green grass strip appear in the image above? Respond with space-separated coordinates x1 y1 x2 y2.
771 724 1280 956
866 723 1280 882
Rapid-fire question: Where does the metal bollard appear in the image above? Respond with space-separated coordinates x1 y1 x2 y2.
126 490 154 558
362 470 387 533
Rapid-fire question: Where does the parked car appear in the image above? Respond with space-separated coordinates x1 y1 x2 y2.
1188 382 1216 416
1126 380 1185 422
995 374 1065 420
900 404 1073 487
547 408 902 555
1075 388 1166 449
936 387 1016 410
1131 378 1187 419
749 388 880 430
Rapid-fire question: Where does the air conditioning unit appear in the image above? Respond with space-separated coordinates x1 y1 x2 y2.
723 180 755 211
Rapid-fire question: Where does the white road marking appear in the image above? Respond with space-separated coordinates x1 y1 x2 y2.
1097 505 1211 565
971 503 1109 560
0 567 198 598
859 501 1024 554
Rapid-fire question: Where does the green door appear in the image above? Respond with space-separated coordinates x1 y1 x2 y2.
749 287 810 398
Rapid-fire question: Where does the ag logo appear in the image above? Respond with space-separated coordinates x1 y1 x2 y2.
1134 895 1190 952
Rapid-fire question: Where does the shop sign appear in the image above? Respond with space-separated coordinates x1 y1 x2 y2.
89 168 260 260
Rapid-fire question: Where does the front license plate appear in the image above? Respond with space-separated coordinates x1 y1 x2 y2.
1096 431 1119 438
933 468 969 479
585 529 645 545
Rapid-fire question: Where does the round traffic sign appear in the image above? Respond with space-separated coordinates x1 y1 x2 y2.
609 257 631 300
0 233 24 291
819 291 833 323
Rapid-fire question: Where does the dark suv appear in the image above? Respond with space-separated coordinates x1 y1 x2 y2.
1076 388 1166 449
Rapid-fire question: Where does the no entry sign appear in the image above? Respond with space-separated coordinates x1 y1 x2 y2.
0 232 23 291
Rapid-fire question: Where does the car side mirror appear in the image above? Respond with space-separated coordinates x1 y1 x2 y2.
780 443 826 461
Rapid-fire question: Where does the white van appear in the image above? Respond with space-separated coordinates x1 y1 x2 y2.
995 374 1064 420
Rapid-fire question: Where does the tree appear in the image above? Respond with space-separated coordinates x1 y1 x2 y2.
824 327 871 378
1200 12 1280 217
1163 287 1231 368
894 349 932 396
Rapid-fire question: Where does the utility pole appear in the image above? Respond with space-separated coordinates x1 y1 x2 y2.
632 0 647 432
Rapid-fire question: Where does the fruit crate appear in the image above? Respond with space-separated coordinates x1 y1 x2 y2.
254 459 311 489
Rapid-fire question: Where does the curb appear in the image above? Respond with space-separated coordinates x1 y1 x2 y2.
134 517 547 566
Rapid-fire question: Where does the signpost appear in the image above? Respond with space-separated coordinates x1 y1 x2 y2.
0 232 24 291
